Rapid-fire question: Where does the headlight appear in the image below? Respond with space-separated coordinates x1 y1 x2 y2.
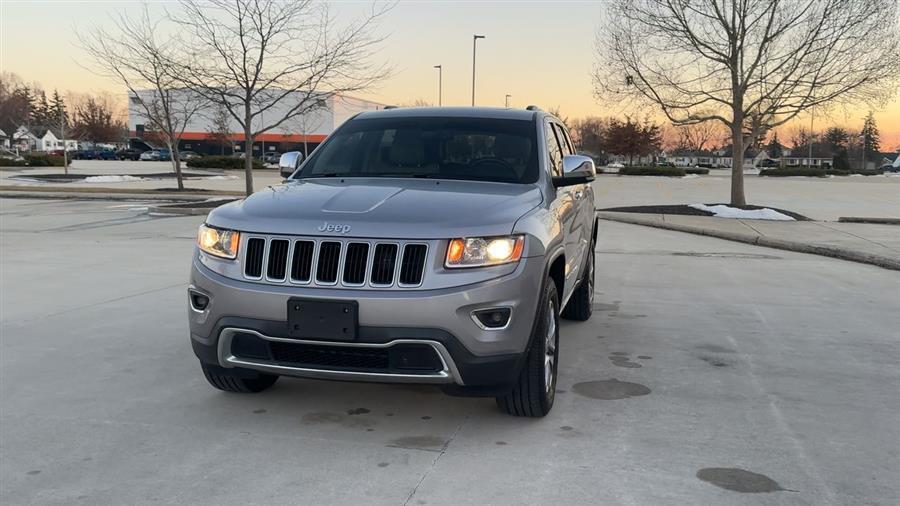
445 235 524 268
197 224 240 259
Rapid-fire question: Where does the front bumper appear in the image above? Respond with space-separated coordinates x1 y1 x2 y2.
188 254 544 386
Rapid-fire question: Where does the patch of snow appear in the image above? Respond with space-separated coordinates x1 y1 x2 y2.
203 175 238 180
682 174 700 179
688 203 795 221
83 175 146 183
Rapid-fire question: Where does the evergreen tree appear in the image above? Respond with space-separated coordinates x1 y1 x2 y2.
860 112 880 162
50 90 69 131
32 89 51 128
766 131 783 158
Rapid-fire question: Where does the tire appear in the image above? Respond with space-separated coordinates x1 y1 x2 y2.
561 241 595 322
496 278 560 417
201 365 278 393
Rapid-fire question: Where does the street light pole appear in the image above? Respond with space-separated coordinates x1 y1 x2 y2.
472 35 485 106
434 65 442 106
505 94 511 108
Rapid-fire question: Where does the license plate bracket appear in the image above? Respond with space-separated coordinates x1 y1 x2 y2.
287 298 358 341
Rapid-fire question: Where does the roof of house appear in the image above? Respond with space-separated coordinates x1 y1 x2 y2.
715 145 762 158
785 142 835 159
668 148 716 157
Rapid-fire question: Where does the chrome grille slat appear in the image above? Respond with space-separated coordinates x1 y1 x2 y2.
316 242 342 284
290 240 315 283
399 244 428 286
240 236 428 289
266 239 290 281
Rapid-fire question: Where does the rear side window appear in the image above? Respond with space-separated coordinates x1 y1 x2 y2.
298 117 539 183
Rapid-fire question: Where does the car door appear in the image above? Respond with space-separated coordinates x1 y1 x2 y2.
544 119 580 300
556 123 594 256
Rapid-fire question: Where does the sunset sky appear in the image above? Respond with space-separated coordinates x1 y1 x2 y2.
2 1 898 149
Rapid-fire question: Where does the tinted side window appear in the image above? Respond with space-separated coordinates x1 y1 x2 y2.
544 122 563 177
555 124 575 155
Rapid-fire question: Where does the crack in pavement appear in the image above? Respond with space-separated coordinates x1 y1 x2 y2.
403 416 468 505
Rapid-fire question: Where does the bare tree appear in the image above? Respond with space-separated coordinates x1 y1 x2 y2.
80 8 205 190
206 103 233 156
674 122 721 152
171 0 391 194
594 0 900 205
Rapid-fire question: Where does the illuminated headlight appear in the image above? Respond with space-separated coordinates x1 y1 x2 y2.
445 235 525 268
197 224 240 259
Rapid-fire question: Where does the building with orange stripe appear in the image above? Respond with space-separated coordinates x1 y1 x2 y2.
127 91 386 157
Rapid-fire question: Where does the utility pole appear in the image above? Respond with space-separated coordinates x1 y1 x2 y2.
471 35 485 106
808 110 814 167
434 65 442 106
59 104 68 175
505 94 511 108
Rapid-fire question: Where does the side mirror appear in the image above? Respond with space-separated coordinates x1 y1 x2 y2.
279 151 304 179
554 155 596 187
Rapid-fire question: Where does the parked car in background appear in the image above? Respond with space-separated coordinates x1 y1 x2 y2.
758 159 779 168
140 149 172 161
73 149 116 160
179 151 202 161
116 148 146 161
263 152 281 164
608 162 624 169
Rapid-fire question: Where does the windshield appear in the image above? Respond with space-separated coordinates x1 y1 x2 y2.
295 117 538 183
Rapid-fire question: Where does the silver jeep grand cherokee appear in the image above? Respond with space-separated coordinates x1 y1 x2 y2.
189 107 596 417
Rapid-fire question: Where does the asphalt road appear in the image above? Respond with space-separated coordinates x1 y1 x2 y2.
1 198 898 505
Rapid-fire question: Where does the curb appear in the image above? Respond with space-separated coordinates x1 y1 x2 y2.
147 200 238 216
0 190 237 203
598 212 900 272
838 217 900 225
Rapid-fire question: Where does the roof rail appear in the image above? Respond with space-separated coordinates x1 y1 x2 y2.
525 105 542 111
383 105 398 110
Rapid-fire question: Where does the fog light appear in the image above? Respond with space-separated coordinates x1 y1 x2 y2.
189 289 210 311
472 307 512 329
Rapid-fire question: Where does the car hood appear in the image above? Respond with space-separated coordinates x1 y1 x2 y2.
207 178 543 239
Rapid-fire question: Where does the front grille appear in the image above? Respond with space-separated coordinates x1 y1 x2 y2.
266 239 289 280
371 244 398 285
399 244 428 286
244 238 265 278
240 236 428 289
343 243 369 285
290 240 315 282
316 242 341 284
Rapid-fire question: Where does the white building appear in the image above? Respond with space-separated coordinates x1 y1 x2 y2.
38 130 78 152
0 128 9 149
128 89 386 155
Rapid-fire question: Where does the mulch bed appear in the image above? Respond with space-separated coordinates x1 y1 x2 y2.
10 172 215 183
600 204 810 221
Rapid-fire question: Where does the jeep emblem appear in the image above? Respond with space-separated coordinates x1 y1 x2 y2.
318 222 352 234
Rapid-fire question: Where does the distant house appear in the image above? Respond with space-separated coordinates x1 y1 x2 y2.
668 149 717 167
713 145 769 169
0 128 9 149
9 127 77 152
38 129 78 152
783 143 834 168
12 126 40 151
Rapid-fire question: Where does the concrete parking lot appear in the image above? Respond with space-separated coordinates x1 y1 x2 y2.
1 198 899 504
4 160 900 220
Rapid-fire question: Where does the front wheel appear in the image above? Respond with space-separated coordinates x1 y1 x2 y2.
496 278 560 417
201 364 278 393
